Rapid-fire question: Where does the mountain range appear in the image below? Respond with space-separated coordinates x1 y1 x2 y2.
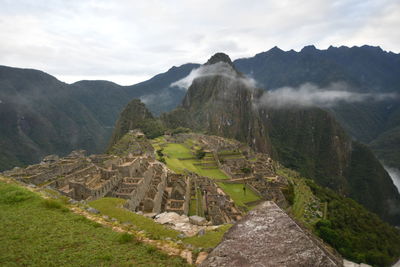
2 45 399 173
1 45 400 224
110 52 400 226
0 64 195 171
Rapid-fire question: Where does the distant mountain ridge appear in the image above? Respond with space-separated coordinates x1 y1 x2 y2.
0 63 198 171
1 44 399 176
234 45 400 171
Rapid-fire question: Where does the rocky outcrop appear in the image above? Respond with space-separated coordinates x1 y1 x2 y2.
162 54 272 154
108 99 154 147
200 201 342 267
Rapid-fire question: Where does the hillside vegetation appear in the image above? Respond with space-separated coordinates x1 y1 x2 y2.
279 169 400 267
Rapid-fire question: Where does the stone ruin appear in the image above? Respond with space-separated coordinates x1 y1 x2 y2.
2 131 293 228
2 150 89 186
162 132 291 209
217 150 289 208
189 173 243 224
2 135 243 225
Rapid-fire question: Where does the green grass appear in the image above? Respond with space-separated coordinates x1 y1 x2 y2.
163 143 194 159
90 197 228 249
183 224 232 249
216 183 260 208
195 189 204 217
117 233 136 244
277 168 320 225
160 143 228 180
0 180 188 267
291 179 315 220
89 198 180 240
189 198 197 216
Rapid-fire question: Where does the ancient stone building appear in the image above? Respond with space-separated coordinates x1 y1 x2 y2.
2 131 289 227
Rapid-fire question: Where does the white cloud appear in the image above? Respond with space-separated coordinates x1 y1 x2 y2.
0 0 399 85
385 166 400 192
255 82 398 109
171 62 257 90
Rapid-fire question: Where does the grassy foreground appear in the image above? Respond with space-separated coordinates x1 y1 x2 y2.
90 197 231 249
0 180 189 267
90 198 180 240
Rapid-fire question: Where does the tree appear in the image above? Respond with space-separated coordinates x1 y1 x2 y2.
195 148 206 159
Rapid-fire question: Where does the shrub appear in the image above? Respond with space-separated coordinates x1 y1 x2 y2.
156 149 164 157
146 246 157 254
282 182 295 206
42 199 63 209
118 233 134 244
240 167 251 174
195 148 206 159
170 127 191 135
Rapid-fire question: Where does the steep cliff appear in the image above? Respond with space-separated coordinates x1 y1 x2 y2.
262 107 400 224
162 54 271 154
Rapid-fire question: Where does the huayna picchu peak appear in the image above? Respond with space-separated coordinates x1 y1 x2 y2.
205 52 235 67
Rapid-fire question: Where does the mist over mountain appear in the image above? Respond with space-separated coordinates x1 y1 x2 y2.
234 45 400 172
2 45 400 266
152 52 400 225
0 63 197 171
1 44 400 194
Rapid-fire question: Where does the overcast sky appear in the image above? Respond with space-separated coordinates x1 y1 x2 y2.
1 0 399 85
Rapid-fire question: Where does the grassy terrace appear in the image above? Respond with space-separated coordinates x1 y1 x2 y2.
291 179 315 220
216 182 260 208
153 139 228 180
151 137 262 209
217 150 245 159
0 180 188 267
277 168 318 223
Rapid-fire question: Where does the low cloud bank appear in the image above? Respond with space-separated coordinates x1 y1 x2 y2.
170 62 257 90
255 83 398 109
385 166 400 192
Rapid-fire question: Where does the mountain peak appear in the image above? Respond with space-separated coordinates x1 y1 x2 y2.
301 45 317 53
206 52 233 66
268 46 284 54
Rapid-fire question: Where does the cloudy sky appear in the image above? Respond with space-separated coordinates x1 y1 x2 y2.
1 0 399 85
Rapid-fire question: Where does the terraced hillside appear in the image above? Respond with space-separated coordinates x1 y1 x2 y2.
150 134 267 211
